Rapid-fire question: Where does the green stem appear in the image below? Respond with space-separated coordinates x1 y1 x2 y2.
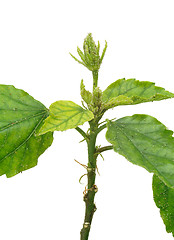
75 127 89 141
97 123 107 134
96 145 113 154
80 121 98 240
80 69 100 240
92 70 98 91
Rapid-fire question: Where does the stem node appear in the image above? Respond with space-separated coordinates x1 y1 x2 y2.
83 222 91 228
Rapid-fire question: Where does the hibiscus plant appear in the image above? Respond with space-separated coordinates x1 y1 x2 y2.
1 33 174 239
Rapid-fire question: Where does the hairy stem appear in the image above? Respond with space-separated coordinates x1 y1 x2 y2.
80 120 98 240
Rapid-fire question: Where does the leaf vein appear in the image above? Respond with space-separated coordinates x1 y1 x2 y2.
0 113 47 163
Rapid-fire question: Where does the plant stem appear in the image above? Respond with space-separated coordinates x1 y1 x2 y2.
80 120 98 240
75 127 89 140
92 70 98 91
80 69 101 240
97 123 107 134
96 145 113 154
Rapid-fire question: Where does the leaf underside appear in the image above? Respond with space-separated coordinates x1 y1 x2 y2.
0 85 53 177
106 114 174 188
153 174 174 236
37 100 94 135
102 78 174 108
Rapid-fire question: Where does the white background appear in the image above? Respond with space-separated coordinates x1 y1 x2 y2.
0 0 174 239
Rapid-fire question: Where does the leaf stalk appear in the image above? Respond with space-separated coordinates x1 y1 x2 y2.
96 145 113 154
75 127 89 141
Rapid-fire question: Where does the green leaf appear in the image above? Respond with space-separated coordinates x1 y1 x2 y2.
37 100 94 135
102 78 174 108
103 95 133 110
0 85 53 177
100 40 107 65
80 80 92 105
106 114 174 188
153 174 174 236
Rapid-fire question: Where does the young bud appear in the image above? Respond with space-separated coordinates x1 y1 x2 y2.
92 87 103 112
83 33 100 71
70 33 107 72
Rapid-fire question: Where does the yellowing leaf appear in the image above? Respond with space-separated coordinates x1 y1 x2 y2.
80 80 92 105
37 100 94 135
103 95 133 109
